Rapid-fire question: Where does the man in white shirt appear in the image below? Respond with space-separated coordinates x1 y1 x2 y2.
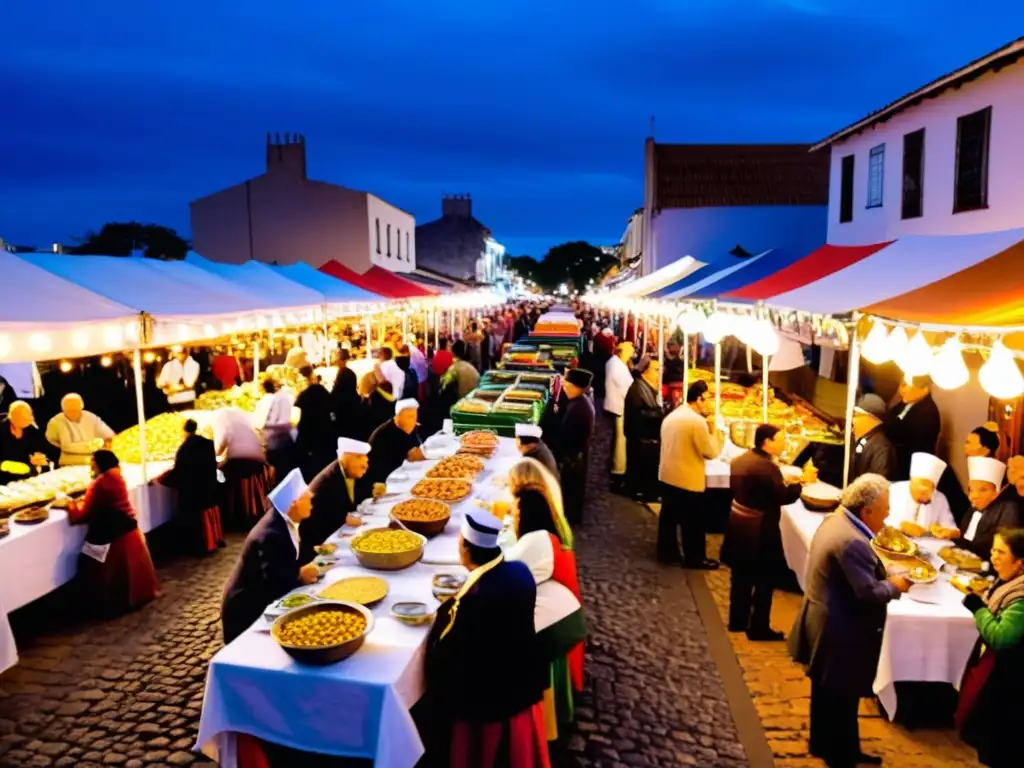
405 334 428 390
45 393 115 466
157 348 200 409
604 341 635 488
376 347 405 398
257 379 296 480
885 452 957 534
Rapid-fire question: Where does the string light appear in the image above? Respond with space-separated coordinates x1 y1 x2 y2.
886 326 909 364
860 321 890 364
0 336 11 359
702 311 732 344
71 329 90 351
751 319 780 357
930 336 969 390
59 360 73 373
28 334 52 353
901 331 935 377
143 351 156 363
979 340 1024 400
100 355 113 368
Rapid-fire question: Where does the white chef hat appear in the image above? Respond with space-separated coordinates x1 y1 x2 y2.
968 456 1006 488
268 468 308 516
338 437 371 456
461 508 502 549
395 398 419 415
515 423 542 439
909 453 947 485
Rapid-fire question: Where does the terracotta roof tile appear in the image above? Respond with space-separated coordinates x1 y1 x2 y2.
654 143 829 210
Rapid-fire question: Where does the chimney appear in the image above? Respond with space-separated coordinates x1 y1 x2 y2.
441 193 472 219
266 132 308 179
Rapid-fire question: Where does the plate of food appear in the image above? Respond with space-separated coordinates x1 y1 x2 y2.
314 543 337 557
426 455 485 480
11 506 50 525
872 525 918 558
412 478 473 503
390 498 451 537
929 524 960 540
906 559 939 584
951 571 991 596
391 601 434 627
319 576 389 606
264 589 321 620
460 430 499 450
780 465 802 482
899 521 928 538
801 482 842 511
938 546 984 572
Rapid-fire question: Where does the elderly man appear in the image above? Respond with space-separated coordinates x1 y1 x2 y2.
299 437 372 562
885 452 957 534
550 368 596 526
850 394 898 482
156 347 200 410
0 401 57 484
45 393 115 467
658 380 721 569
789 474 912 768
367 398 425 486
623 358 663 502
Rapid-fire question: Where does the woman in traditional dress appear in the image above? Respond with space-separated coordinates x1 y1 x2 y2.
505 458 586 744
956 528 1024 768
164 419 223 555
425 509 550 768
56 450 160 616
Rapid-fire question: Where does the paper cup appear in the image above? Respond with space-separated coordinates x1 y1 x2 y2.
443 419 454 434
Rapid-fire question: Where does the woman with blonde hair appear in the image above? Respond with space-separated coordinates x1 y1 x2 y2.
506 458 586 743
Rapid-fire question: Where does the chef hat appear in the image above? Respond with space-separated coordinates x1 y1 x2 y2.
515 423 542 439
565 368 593 388
268 468 308 516
909 453 947 485
968 456 1006 488
338 437 371 456
461 508 502 549
395 398 419 415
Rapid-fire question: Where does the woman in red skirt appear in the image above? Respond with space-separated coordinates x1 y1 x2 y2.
57 449 160 617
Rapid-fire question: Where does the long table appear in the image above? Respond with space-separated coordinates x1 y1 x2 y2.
779 501 980 719
0 460 176 675
196 434 521 767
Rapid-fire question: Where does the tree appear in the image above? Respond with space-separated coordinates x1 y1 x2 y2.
538 241 618 293
68 221 191 260
506 255 541 284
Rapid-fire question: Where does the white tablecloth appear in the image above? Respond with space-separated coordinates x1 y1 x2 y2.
779 502 979 719
0 460 177 675
197 434 520 767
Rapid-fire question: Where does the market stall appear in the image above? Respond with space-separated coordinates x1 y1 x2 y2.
450 371 554 435
196 431 520 767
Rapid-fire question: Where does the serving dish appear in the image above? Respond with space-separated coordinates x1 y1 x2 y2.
872 525 919 559
350 527 425 570
319 576 389 606
801 482 842 512
426 455 485 480
270 600 373 665
938 547 984 572
390 499 451 537
432 572 467 603
11 506 51 525
264 588 321 621
411 478 472 503
391 601 434 626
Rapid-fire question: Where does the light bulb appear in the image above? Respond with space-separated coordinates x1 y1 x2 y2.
733 314 757 346
0 336 10 359
143 351 156 363
28 334 51 353
203 324 217 338
103 326 122 347
675 308 705 335
100 355 113 368
703 311 732 344
71 329 90 351
979 341 1024 400
930 337 969 390
886 326 909 364
751 319 780 357
902 331 935 377
860 322 890 364
59 360 73 373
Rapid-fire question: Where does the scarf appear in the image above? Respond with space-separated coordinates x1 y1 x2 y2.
439 554 504 641
985 572 1024 615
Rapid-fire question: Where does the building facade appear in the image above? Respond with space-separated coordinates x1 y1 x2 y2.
641 141 829 274
816 39 1024 245
189 134 415 272
414 194 505 283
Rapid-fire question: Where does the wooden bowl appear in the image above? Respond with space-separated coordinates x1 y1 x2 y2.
270 600 374 666
391 500 451 538
350 526 425 571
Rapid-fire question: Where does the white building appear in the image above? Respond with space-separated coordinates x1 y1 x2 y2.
815 38 1024 245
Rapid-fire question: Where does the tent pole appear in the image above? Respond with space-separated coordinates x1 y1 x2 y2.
433 309 439 352
365 316 372 359
682 331 689 396
253 340 260 381
657 314 665 407
714 342 722 427
762 355 769 424
131 347 150 523
843 319 861 488
402 311 409 344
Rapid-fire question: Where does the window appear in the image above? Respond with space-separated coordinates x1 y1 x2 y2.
397 228 401 259
839 154 855 223
386 224 391 257
954 106 991 213
867 144 884 208
406 232 410 260
375 219 381 254
902 129 925 219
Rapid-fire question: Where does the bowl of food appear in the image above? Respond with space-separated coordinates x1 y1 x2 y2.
271 600 373 665
906 559 938 584
390 498 451 537
872 525 918 559
313 543 337 557
319 576 389 606
939 546 984 572
899 521 928 539
350 527 425 570
426 455 485 480
432 572 467 603
264 590 320 621
801 482 842 512
952 571 991 596
411 478 473 503
391 601 434 627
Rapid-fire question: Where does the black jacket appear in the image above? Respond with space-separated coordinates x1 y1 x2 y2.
957 488 1024 560
298 460 370 563
850 426 899 483
522 441 560 482
221 509 302 644
168 434 218 512
331 366 360 433
885 394 941 481
0 420 58 485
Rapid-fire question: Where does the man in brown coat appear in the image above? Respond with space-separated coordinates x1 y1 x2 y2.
727 424 815 640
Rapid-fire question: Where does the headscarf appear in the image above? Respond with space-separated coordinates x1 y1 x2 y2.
508 457 573 549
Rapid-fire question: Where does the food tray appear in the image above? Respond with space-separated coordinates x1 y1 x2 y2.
938 547 984 572
271 600 374 665
411 478 473 503
319 576 389 606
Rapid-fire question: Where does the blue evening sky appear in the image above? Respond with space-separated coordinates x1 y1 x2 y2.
0 1 1020 258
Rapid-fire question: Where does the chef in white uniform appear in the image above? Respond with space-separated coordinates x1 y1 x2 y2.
885 452 957 533
157 347 200 409
956 456 1021 559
